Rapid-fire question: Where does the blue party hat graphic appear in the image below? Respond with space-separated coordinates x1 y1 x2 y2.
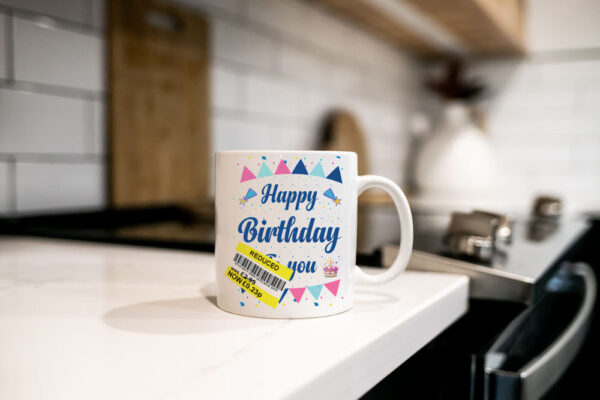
245 188 257 200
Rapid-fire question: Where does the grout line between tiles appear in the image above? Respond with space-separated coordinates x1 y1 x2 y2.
0 153 104 164
5 9 14 83
84 101 94 154
7 155 17 215
0 3 103 37
0 79 104 101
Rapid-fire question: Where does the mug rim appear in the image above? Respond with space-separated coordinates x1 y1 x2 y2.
216 150 357 155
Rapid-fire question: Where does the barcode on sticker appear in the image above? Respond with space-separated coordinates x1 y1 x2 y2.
233 253 287 291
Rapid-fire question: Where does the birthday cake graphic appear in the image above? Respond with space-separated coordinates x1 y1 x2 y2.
323 259 339 278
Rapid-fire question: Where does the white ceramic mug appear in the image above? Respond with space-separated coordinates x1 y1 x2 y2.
215 151 413 318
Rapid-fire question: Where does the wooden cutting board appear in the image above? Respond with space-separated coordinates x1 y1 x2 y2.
108 0 210 213
321 110 370 175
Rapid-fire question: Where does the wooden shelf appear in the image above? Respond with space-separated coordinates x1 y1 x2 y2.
314 0 526 57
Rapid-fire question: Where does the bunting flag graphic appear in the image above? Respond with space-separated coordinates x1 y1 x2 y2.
324 280 340 296
240 166 256 183
257 162 274 178
326 167 343 184
271 280 340 305
292 159 308 175
310 162 326 178
290 287 306 303
274 160 291 175
307 284 323 301
237 159 342 184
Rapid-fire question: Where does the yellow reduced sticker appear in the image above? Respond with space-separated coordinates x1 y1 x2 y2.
235 242 293 281
225 266 279 308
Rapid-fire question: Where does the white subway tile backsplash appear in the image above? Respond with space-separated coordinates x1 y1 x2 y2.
16 162 105 212
305 7 349 58
1 0 422 215
244 72 301 118
490 90 577 111
274 124 319 150
212 20 276 70
213 117 275 151
0 14 6 79
580 90 600 116
0 162 10 213
528 0 600 52
0 88 88 153
537 60 600 85
91 100 105 154
13 18 103 91
0 0 88 25
370 152 404 183
330 63 361 94
280 46 331 84
211 66 241 110
469 48 600 210
302 87 337 118
569 146 600 173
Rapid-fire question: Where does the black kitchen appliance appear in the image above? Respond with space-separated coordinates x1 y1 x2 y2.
366 199 598 400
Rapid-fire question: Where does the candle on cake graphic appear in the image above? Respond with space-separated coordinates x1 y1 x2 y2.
323 258 339 278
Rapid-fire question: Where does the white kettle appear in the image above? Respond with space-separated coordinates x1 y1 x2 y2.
414 102 501 201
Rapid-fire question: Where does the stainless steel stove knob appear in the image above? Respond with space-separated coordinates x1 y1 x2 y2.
444 212 498 261
472 210 514 244
444 233 494 261
532 196 562 219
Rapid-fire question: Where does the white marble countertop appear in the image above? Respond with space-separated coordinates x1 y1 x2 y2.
0 237 468 400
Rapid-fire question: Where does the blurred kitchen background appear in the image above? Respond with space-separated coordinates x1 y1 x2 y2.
0 0 598 218
3 2 600 397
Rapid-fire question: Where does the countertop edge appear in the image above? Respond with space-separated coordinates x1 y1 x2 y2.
286 275 470 400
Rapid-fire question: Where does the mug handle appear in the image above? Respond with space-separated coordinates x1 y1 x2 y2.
354 175 413 284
